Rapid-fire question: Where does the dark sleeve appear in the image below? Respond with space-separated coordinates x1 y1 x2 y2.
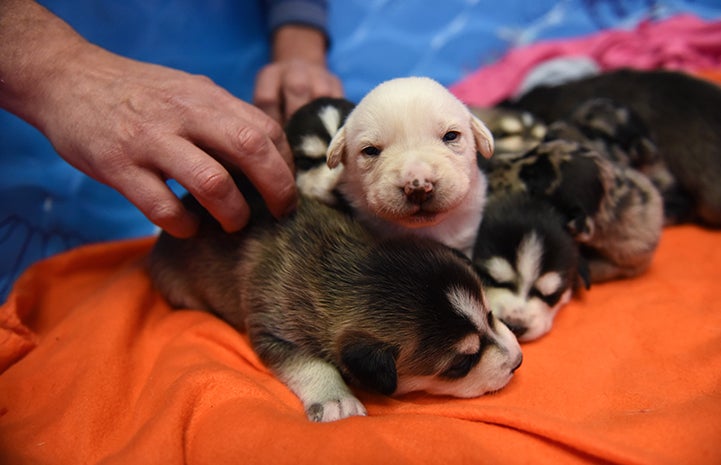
262 0 328 33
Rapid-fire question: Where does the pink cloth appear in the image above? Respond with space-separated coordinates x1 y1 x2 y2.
451 14 721 106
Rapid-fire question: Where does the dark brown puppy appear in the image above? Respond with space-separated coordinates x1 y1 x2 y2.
505 69 721 226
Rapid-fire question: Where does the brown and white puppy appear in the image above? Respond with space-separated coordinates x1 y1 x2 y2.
148 194 522 422
486 137 663 283
326 77 495 257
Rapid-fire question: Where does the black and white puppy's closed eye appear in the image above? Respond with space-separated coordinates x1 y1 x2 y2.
474 194 583 341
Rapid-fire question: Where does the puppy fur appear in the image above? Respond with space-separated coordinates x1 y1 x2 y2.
285 97 356 206
505 68 721 226
486 137 663 283
470 106 547 160
473 193 585 341
543 98 682 225
326 77 495 257
148 195 522 422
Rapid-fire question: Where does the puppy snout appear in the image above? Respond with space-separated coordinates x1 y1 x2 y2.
404 179 434 205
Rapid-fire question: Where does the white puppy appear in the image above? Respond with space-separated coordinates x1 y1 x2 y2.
327 77 495 257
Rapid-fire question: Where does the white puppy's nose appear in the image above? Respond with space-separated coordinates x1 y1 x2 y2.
404 179 434 204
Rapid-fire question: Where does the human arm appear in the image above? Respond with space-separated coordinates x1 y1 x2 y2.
0 0 297 238
254 0 343 123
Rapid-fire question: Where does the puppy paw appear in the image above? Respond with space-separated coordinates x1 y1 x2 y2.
306 396 367 422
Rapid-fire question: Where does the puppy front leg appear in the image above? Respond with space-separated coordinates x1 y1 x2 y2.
249 325 366 422
279 356 368 422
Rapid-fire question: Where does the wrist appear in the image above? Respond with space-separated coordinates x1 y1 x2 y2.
271 25 327 66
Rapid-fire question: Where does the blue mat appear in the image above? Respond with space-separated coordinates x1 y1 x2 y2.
1 0 719 300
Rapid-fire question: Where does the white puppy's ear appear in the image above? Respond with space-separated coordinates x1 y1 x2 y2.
471 115 495 159
326 127 347 169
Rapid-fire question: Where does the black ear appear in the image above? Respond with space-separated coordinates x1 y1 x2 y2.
565 209 594 241
339 333 399 396
577 255 592 290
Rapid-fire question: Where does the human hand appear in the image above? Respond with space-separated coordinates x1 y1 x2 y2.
254 59 344 123
25 44 298 238
253 25 343 123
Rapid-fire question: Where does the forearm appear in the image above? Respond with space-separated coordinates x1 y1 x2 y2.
0 0 89 128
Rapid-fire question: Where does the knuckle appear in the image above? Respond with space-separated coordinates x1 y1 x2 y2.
183 73 217 91
192 165 233 199
232 125 270 157
146 199 184 227
261 118 285 143
286 76 311 97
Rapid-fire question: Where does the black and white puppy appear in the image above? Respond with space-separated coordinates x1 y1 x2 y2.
473 193 586 341
326 77 495 257
285 97 356 207
148 193 522 423
505 68 721 226
486 138 663 284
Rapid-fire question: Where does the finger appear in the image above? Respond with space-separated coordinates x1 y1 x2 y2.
282 68 313 121
256 106 295 171
238 87 295 170
151 137 253 233
111 167 200 238
308 70 344 99
283 68 345 121
253 65 283 124
185 113 298 220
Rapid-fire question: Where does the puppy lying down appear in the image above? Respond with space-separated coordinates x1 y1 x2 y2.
148 195 522 422
473 193 586 342
486 137 663 284
322 77 495 257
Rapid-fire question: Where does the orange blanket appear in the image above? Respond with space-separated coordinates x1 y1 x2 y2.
1 225 720 465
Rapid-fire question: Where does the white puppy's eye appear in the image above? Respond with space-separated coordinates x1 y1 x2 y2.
361 146 381 156
443 131 460 143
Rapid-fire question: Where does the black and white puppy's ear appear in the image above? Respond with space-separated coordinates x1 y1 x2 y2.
339 332 399 396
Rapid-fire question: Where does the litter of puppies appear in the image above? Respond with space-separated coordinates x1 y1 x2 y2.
147 71 719 420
